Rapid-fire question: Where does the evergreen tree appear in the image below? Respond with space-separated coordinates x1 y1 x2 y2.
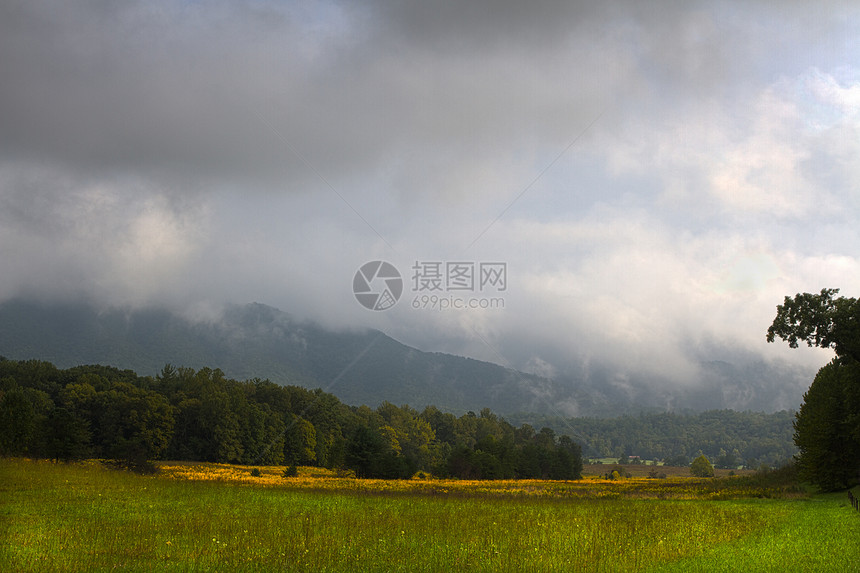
793 361 860 490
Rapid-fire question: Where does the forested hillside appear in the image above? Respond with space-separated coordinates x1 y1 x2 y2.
0 299 573 415
0 299 807 416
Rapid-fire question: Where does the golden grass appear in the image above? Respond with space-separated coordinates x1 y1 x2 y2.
154 461 796 501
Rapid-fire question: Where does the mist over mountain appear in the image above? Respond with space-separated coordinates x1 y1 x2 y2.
0 298 809 416
1 1 854 423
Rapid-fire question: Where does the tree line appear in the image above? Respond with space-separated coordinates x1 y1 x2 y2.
0 359 582 480
511 409 797 469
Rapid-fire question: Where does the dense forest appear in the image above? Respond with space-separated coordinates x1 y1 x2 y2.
0 358 582 480
0 356 801 477
512 410 796 468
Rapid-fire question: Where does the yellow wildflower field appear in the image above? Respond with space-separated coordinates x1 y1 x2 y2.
155 461 799 501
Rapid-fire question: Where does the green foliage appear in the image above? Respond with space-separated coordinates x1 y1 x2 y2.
714 448 741 470
0 353 801 484
7 353 806 483
284 415 317 465
690 454 715 477
663 454 689 467
41 407 91 463
283 464 298 478
0 357 598 481
442 424 581 480
250 468 262 477
515 410 796 467
345 425 414 479
793 360 860 491
767 288 860 363
96 383 175 463
0 386 39 456
768 289 860 491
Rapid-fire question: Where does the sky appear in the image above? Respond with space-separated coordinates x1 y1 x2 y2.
1 0 859 410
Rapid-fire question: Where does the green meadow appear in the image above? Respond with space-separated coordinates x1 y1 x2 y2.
1 458 858 572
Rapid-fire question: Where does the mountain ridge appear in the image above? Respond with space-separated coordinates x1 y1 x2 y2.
0 298 572 415
0 298 808 416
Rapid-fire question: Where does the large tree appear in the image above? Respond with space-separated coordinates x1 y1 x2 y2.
768 289 860 490
767 288 860 363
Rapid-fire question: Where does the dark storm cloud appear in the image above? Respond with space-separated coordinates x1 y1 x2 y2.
0 0 738 189
0 1 318 183
0 0 858 410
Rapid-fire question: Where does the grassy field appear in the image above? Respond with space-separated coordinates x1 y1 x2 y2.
1 458 858 572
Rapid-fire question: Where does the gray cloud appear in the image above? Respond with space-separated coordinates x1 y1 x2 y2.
1 0 859 411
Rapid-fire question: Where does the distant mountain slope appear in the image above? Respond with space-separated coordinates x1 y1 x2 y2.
0 299 811 416
0 299 572 415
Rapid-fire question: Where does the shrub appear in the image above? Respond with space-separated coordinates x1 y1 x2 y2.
690 455 715 477
129 459 159 475
102 456 158 475
250 468 262 477
283 465 298 478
